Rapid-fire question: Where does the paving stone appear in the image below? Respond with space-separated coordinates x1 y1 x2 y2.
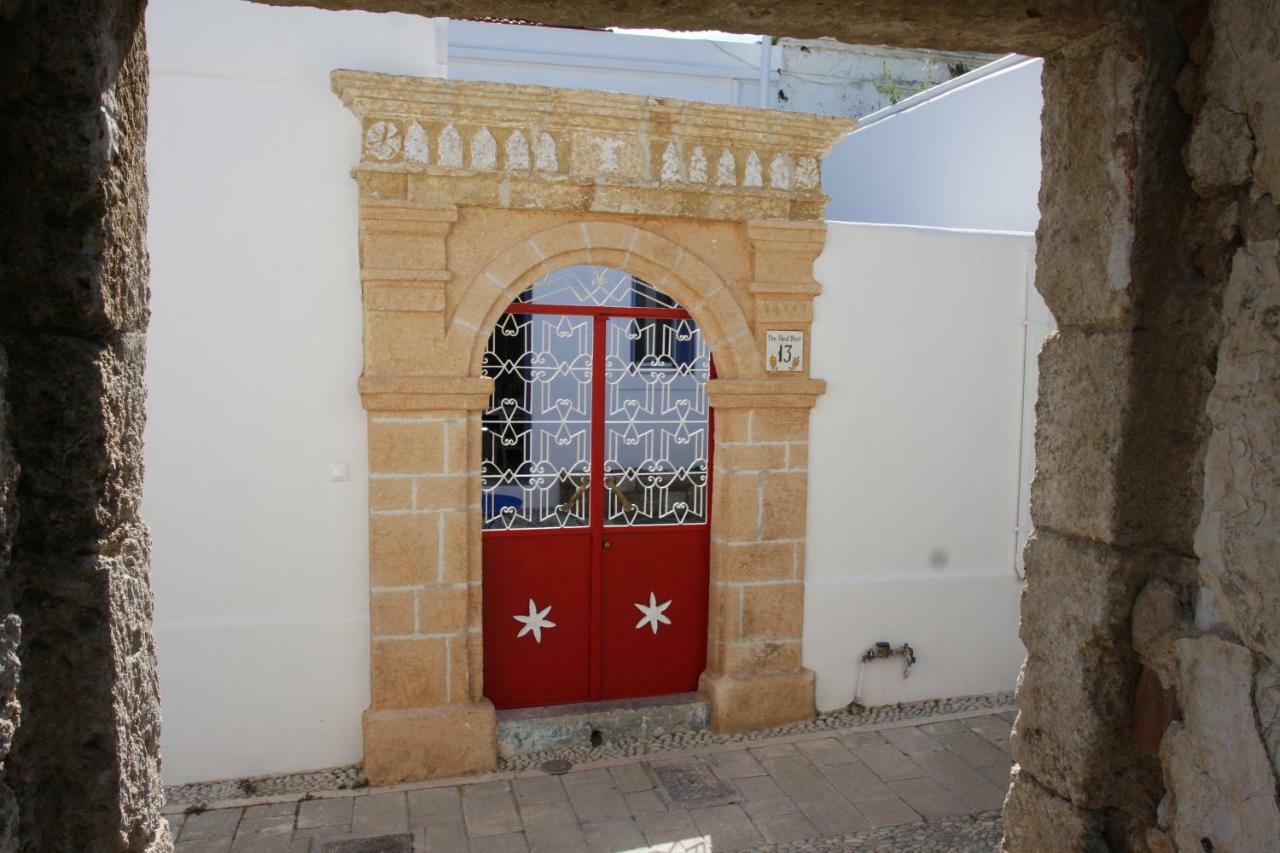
849 744 924 782
624 790 666 817
634 810 699 847
177 839 234 853
561 769 612 787
878 727 944 758
816 760 893 803
853 796 921 828
917 720 967 737
317 835 414 853
886 778 970 820
292 826 352 842
912 745 1010 809
232 832 293 853
608 764 652 793
835 731 886 751
236 815 295 837
566 781 630 823
420 823 470 852
463 791 523 837
463 780 512 798
751 811 821 844
289 840 311 853
936 731 1011 769
519 800 584 851
297 798 354 830
991 737 1014 757
733 774 786 802
706 749 766 779
513 776 568 806
760 756 835 796
748 743 798 762
963 714 1015 743
468 832 529 853
794 738 854 766
408 787 463 824
688 804 763 851
182 809 244 842
244 803 300 819
791 791 869 836
741 797 798 820
580 819 646 853
352 793 408 835
980 762 1013 788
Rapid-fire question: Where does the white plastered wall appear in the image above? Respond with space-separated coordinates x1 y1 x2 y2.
144 0 442 785
805 222 1043 711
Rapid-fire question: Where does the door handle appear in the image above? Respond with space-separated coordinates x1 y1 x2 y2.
603 540 612 549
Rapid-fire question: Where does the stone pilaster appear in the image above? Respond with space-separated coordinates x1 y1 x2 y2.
701 378 824 732
360 376 496 784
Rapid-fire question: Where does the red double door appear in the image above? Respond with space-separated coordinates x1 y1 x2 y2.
481 275 711 710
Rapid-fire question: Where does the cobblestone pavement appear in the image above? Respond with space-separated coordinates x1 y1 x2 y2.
165 709 1014 852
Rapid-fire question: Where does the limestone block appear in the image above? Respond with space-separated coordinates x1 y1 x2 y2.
713 542 795 583
1160 636 1280 851
371 638 449 709
416 585 467 634
760 472 807 540
1014 531 1155 807
1194 241 1280 664
370 590 415 636
700 669 815 733
369 420 445 474
741 583 804 641
722 641 802 678
369 515 439 587
363 701 497 784
1029 330 1130 544
1002 767 1105 852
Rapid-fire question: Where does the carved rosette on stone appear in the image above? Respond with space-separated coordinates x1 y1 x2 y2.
333 70 852 784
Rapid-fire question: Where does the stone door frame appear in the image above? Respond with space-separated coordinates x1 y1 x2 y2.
334 71 852 783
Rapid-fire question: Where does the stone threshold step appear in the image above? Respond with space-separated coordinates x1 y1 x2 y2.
497 692 708 759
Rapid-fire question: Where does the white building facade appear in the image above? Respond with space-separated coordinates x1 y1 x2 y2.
145 0 1045 784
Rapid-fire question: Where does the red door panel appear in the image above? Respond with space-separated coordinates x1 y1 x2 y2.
599 526 709 700
482 531 592 709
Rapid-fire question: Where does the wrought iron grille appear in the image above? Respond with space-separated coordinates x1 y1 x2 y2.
481 266 711 530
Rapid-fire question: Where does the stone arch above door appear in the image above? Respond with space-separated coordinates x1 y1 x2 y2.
333 71 853 784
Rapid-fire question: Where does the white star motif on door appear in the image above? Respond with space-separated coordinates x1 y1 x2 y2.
634 592 673 635
513 599 556 643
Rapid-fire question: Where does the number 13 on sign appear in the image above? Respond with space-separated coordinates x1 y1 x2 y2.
766 330 804 373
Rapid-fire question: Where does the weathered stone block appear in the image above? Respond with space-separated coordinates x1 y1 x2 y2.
741 583 804 641
1029 330 1130 544
363 701 497 785
1002 767 1105 853
371 638 449 709
369 515 438 587
416 585 468 634
700 669 815 733
714 542 794 582
760 472 807 540
369 420 446 474
371 590 415 636
1161 636 1280 851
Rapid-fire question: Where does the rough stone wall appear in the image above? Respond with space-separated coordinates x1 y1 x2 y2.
1008 1 1280 850
0 2 169 851
0 351 21 853
1155 0 1280 848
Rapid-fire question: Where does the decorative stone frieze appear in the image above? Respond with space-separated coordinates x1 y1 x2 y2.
336 73 852 784
332 71 852 222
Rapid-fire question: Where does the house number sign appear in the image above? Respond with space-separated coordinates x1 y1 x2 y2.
766 330 804 372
